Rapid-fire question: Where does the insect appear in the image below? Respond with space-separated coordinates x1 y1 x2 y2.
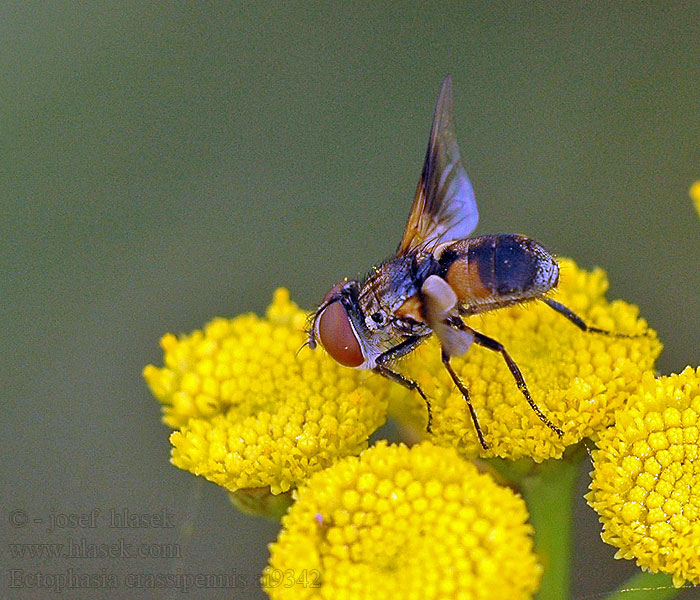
307 75 626 449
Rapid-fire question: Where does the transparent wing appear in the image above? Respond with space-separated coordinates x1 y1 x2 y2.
397 75 478 255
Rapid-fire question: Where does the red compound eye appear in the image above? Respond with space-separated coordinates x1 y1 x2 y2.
317 301 364 367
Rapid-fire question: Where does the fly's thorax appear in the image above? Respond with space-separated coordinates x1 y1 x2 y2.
358 253 437 329
341 254 435 365
436 234 559 308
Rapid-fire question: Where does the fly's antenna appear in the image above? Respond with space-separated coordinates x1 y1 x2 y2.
297 339 312 357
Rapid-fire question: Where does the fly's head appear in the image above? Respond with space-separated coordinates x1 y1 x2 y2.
309 272 425 370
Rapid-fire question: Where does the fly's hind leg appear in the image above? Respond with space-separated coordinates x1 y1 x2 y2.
542 298 647 338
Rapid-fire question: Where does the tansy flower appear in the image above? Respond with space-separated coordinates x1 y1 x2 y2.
388 258 661 460
264 441 541 600
586 367 700 588
143 289 387 495
691 180 700 218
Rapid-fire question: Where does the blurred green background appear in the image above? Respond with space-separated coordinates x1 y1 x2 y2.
3 3 698 599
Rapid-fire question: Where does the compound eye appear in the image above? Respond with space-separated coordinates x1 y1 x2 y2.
317 301 364 367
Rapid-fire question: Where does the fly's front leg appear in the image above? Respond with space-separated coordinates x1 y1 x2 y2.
373 336 434 431
374 364 433 432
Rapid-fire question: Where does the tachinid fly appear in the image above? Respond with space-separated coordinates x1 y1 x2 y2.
308 76 632 449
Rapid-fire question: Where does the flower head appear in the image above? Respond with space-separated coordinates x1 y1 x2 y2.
144 289 387 495
389 258 661 460
264 441 541 600
586 367 700 587
691 180 700 219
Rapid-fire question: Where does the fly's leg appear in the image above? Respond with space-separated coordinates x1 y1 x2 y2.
442 299 636 446
374 364 433 432
543 298 645 338
374 336 434 431
440 349 489 449
470 329 564 437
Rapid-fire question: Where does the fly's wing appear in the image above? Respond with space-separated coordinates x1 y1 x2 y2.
397 75 478 255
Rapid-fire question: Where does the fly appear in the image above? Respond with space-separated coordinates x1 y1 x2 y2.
308 76 633 449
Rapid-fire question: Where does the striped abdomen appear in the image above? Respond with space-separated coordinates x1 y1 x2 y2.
437 234 559 311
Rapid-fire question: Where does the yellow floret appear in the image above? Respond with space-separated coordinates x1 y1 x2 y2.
264 441 541 600
388 258 661 460
691 180 700 218
587 367 700 587
144 289 387 495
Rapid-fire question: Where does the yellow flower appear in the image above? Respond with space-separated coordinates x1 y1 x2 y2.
691 180 700 218
144 289 387 495
389 258 661 460
264 441 541 600
586 367 700 587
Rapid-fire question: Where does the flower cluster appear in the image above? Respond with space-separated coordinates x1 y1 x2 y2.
691 180 700 218
143 289 387 494
264 441 541 600
587 367 700 587
144 254 699 596
581 189 700 588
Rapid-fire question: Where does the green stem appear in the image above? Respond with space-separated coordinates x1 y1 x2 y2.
487 445 586 600
520 455 579 600
605 571 680 600
229 487 294 520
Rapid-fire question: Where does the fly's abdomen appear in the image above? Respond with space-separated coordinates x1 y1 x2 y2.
438 234 559 307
